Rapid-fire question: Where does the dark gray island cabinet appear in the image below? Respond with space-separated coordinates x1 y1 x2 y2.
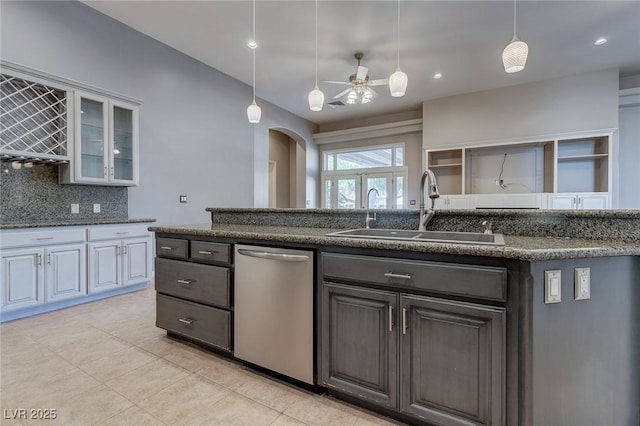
150 224 639 426
321 253 507 426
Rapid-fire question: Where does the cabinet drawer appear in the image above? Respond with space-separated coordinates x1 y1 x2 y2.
156 238 188 259
191 241 230 264
87 225 149 241
1 228 85 249
322 253 506 302
155 258 230 308
156 294 231 351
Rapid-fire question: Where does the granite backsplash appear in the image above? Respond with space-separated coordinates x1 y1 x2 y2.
1 162 127 222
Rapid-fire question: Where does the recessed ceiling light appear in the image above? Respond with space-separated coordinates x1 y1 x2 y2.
594 38 607 46
247 40 257 49
433 72 443 79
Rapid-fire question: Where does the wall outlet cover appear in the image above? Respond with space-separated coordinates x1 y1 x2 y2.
71 203 79 214
574 267 591 300
93 203 101 213
544 270 562 304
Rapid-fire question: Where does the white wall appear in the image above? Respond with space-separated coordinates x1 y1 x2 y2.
1 0 318 224
423 69 619 147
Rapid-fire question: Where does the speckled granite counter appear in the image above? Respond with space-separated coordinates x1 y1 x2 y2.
148 223 640 261
1 217 156 229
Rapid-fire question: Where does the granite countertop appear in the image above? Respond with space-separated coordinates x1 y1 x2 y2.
1 218 156 229
148 223 640 261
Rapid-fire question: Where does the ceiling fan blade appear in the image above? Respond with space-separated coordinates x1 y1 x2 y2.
369 78 389 86
368 87 379 96
356 66 368 81
332 88 352 99
321 80 351 85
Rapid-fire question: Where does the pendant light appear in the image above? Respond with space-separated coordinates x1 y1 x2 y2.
308 0 324 111
389 0 407 97
247 0 261 123
502 0 529 73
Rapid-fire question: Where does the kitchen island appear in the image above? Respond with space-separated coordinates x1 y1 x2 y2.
149 209 639 426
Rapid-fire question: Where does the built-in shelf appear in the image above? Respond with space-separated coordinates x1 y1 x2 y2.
428 163 463 168
557 154 609 161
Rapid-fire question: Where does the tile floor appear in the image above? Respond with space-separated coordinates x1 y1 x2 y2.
0 284 404 425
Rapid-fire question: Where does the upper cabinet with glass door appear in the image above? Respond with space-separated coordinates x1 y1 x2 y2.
60 92 139 186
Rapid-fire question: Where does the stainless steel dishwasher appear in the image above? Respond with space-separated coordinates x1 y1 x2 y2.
234 244 314 384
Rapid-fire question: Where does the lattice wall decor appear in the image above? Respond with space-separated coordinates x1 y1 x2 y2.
0 73 69 162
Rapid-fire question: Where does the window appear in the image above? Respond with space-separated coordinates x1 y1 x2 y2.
321 144 407 209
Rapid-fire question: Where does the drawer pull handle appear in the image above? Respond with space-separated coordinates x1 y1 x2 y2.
402 308 408 335
388 305 394 332
160 246 174 250
198 250 216 255
33 237 54 240
115 232 129 235
178 318 193 325
177 279 193 285
384 272 412 280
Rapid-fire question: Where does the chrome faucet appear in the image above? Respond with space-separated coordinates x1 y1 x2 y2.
365 188 380 229
418 169 440 231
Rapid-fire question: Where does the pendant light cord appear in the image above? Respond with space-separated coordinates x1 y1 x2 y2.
513 0 517 37
396 0 401 68
252 0 256 101
314 0 318 87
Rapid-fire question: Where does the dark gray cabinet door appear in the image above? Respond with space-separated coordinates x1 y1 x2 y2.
400 295 505 426
322 283 398 409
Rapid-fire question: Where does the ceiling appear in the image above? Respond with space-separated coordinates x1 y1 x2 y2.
82 1 640 125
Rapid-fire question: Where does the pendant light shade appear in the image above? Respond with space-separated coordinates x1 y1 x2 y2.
502 0 528 73
389 0 407 98
308 0 324 111
389 68 408 97
308 86 324 111
502 36 529 73
247 101 261 123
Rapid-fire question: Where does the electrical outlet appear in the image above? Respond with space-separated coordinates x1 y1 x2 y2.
574 268 590 300
71 204 79 214
410 200 416 205
179 195 187 203
544 270 562 304
93 203 100 213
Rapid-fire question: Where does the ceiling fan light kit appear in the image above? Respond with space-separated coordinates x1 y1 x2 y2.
503 0 529 73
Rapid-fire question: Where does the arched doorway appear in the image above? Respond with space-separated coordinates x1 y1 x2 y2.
268 128 307 208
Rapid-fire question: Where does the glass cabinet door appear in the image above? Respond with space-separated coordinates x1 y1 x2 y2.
76 93 108 182
110 102 137 184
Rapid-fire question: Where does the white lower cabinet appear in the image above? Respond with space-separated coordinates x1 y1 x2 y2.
1 243 86 311
88 237 149 294
548 193 609 210
434 195 470 209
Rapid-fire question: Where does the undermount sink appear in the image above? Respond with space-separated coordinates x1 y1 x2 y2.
326 228 505 246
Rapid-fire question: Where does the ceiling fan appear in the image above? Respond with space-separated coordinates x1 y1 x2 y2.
324 52 389 105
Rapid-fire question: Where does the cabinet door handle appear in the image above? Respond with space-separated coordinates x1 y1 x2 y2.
177 279 193 285
46 253 51 264
384 272 412 280
197 250 216 255
35 254 41 267
33 237 53 241
160 246 174 250
109 167 114 176
104 166 108 177
116 246 120 256
402 308 408 335
388 305 394 332
178 318 193 325
123 245 127 255
115 232 129 235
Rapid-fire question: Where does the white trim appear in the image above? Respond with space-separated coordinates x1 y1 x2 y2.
619 88 640 107
313 119 422 144
323 143 405 171
1 60 143 105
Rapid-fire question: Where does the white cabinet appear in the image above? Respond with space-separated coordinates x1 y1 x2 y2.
548 193 610 210
1 243 86 311
60 92 139 186
87 225 150 294
1 248 44 311
434 195 470 209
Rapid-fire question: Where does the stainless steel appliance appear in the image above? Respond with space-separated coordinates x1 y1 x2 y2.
234 244 314 384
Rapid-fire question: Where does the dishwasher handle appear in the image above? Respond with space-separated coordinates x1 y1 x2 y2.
237 249 310 262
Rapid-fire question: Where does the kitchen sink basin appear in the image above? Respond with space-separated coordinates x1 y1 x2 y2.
326 228 505 246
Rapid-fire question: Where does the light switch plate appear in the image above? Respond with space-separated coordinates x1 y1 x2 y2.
71 203 79 214
574 268 590 300
179 195 187 203
544 270 562 304
93 203 100 213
